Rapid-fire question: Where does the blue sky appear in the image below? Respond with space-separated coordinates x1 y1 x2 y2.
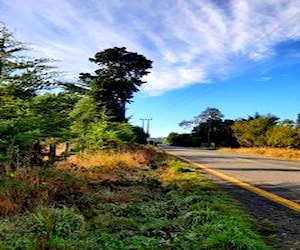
1 0 300 137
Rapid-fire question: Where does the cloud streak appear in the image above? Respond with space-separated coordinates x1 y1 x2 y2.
1 0 300 95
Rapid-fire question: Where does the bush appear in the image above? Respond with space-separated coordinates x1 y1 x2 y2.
166 133 201 147
267 125 300 148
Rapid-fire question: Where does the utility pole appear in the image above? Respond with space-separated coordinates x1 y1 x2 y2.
140 118 145 131
146 118 152 135
140 118 152 135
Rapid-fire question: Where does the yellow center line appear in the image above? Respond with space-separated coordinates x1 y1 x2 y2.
169 152 300 213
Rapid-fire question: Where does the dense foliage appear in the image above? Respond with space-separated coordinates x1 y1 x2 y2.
0 24 67 166
231 114 300 148
0 24 149 169
170 108 300 148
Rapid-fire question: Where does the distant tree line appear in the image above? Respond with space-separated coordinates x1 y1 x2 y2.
167 108 300 149
0 24 151 170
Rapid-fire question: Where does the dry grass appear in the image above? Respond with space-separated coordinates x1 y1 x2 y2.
0 198 21 216
58 151 145 170
56 148 151 183
219 147 300 161
0 166 89 216
0 147 165 216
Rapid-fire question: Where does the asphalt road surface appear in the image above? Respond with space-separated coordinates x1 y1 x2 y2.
162 145 300 204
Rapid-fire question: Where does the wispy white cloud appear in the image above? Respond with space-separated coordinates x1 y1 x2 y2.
258 76 272 82
1 0 300 95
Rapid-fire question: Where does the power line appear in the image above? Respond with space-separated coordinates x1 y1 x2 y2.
156 8 300 116
250 9 300 49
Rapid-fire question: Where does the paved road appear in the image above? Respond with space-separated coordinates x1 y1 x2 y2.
162 146 300 204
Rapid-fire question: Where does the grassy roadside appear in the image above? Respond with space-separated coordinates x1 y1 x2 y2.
218 147 300 161
0 147 272 249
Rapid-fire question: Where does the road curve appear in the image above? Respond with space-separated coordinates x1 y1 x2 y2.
162 145 300 207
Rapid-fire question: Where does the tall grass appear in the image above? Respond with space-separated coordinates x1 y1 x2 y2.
219 147 300 160
0 146 272 249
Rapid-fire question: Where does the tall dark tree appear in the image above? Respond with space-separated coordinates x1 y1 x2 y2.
178 108 237 147
180 107 224 143
195 107 224 123
79 47 152 122
196 107 224 143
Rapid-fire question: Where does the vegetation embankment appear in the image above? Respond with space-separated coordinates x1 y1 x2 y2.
0 147 271 249
218 147 300 161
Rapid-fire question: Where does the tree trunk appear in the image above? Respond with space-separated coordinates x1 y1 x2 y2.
207 124 212 144
49 143 56 163
62 142 69 159
31 141 43 165
120 100 126 122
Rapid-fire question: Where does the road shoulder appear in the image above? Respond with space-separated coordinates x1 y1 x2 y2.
200 169 300 249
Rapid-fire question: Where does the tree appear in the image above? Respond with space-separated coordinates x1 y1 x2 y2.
179 108 237 147
178 120 194 130
0 97 39 167
84 121 136 150
195 107 224 143
70 95 148 151
78 47 152 122
0 24 64 167
231 113 279 147
231 120 253 147
249 114 279 147
195 107 224 123
30 94 78 139
0 23 58 98
182 107 224 143
70 95 99 151
266 125 296 148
